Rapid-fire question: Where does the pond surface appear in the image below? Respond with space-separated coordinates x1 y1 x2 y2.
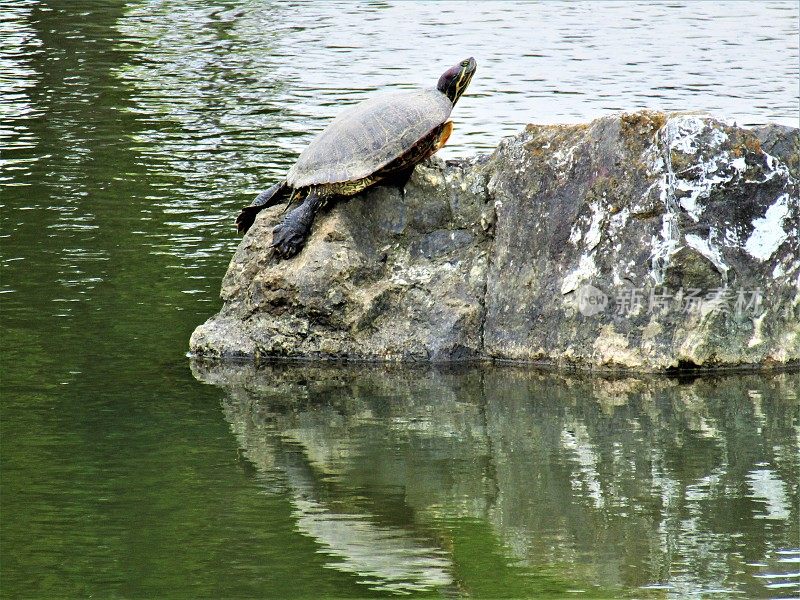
1 1 798 597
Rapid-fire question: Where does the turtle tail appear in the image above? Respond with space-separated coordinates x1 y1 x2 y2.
236 205 266 235
235 182 290 234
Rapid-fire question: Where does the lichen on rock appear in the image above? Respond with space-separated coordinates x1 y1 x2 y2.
191 111 799 371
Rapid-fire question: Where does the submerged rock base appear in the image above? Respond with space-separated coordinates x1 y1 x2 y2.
191 111 799 371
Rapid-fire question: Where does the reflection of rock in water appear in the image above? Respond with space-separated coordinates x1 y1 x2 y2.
198 361 463 594
192 359 800 597
258 440 454 594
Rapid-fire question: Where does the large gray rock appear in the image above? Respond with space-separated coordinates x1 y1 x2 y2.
191 111 799 370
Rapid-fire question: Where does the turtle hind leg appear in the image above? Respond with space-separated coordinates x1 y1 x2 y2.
235 181 289 234
271 190 324 259
375 121 454 200
379 166 416 199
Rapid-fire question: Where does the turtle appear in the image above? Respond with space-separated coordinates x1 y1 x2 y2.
235 57 477 259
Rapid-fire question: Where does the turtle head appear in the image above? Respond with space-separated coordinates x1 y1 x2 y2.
437 57 476 106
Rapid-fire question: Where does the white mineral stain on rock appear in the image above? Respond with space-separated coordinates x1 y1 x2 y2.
724 227 742 246
647 114 772 283
569 224 582 245
585 202 604 250
650 211 681 285
748 312 767 348
730 156 746 171
675 149 746 222
665 119 745 223
664 114 715 155
751 151 792 184
685 232 729 277
396 263 442 285
550 143 578 172
609 206 630 232
561 253 597 295
745 193 790 261
647 133 681 284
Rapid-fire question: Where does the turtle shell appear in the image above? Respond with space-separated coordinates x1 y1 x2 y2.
286 89 452 189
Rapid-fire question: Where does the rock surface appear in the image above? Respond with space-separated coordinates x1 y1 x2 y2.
191 111 799 370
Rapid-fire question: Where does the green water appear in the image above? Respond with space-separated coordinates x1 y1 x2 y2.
2 1 799 598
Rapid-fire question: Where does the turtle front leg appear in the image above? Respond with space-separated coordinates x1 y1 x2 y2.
271 190 324 259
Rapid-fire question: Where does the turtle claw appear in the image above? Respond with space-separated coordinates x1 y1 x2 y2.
271 222 306 259
269 190 322 260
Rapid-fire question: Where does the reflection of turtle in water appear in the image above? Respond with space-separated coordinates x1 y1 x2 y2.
236 57 477 259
